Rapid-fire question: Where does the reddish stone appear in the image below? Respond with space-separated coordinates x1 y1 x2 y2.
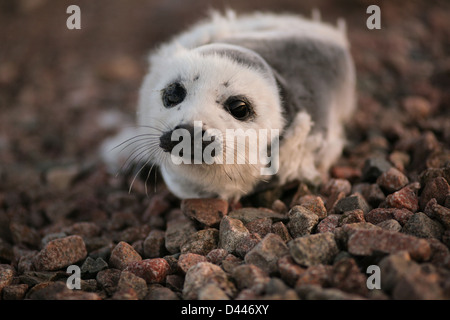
365 208 413 226
376 167 409 193
177 253 207 274
181 198 229 227
386 183 420 212
109 241 142 270
278 255 305 287
347 229 431 261
420 177 450 210
317 215 340 233
296 195 327 219
124 258 170 284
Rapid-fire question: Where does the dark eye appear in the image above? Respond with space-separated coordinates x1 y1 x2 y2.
162 82 186 108
226 99 251 120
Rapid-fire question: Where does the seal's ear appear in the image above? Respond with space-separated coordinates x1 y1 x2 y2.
195 43 276 83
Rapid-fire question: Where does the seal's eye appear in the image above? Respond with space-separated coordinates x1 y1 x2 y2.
162 82 186 108
226 99 251 121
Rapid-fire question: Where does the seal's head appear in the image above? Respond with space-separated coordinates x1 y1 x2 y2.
137 44 284 200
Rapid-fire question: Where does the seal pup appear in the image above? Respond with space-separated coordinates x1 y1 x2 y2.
101 10 356 201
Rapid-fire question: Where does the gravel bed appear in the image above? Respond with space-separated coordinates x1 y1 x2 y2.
0 0 449 300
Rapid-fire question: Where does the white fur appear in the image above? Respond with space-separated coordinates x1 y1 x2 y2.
100 10 355 201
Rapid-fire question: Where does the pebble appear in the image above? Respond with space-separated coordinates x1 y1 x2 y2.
34 235 87 271
0 264 15 295
206 248 228 265
181 198 229 227
325 191 346 214
295 264 332 287
271 221 292 242
180 229 219 255
361 157 392 182
376 219 402 231
386 183 420 212
295 195 327 219
124 258 170 284
334 193 371 215
420 177 450 210
392 266 444 299
338 209 365 226
10 222 40 248
232 264 270 290
182 262 236 300
424 198 450 229
286 205 319 238
145 284 179 300
244 233 289 274
109 241 142 270
288 233 339 267
165 216 197 254
177 253 207 274
359 183 386 207
402 212 444 239
277 255 305 287
365 207 413 225
376 167 409 193
2 284 28 300
143 230 166 258
347 229 431 261
245 217 272 238
117 270 148 300
321 179 352 196
96 269 121 296
317 215 340 234
218 216 250 254
330 258 368 297
234 233 261 258
228 207 287 224
80 256 108 275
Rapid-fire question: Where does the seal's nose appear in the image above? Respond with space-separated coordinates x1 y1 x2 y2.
159 124 215 159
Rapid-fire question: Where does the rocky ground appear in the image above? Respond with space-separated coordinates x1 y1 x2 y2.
0 0 449 300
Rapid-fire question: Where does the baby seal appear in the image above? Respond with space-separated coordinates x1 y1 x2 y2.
101 10 356 201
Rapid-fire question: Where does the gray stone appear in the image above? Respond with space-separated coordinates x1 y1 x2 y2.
288 232 339 267
219 216 250 254
286 206 319 238
244 233 289 274
402 212 444 240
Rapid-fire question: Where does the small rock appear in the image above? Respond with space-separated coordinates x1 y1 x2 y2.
271 221 292 242
244 233 289 274
219 216 250 254
392 267 444 300
180 229 219 255
295 264 332 287
330 258 368 297
277 255 305 287
228 207 287 224
420 177 450 210
402 212 444 239
296 195 327 219
286 206 319 238
2 283 28 300
181 198 229 227
321 179 352 196
376 219 402 232
338 209 365 226
325 191 346 214
34 235 87 271
109 241 142 270
365 208 414 225
334 193 371 215
177 253 207 274
0 264 15 295
80 256 108 275
117 270 147 300
124 258 170 284
271 199 288 214
142 194 171 222
165 217 197 254
389 151 410 172
386 183 420 212
362 157 392 182
245 218 272 238
317 215 340 233
198 283 230 300
376 167 409 193
424 198 450 229
347 229 431 261
96 268 121 296
166 274 184 292
143 230 166 258
378 251 420 292
182 262 236 300
360 183 386 207
235 233 261 258
145 284 179 300
10 223 40 248
288 233 339 267
221 254 243 273
206 248 228 265
63 222 101 238
232 264 270 290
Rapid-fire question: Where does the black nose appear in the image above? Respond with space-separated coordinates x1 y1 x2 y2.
159 124 216 159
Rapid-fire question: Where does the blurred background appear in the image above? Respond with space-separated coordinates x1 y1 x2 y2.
0 0 449 194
